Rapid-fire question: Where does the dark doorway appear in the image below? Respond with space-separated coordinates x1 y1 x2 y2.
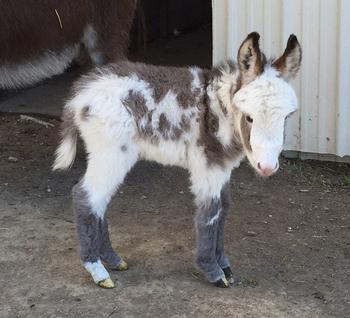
129 0 212 69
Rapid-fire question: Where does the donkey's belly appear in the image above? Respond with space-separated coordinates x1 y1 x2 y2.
137 139 189 168
0 45 79 89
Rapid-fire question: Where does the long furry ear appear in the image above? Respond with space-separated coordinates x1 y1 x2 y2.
237 32 264 84
273 34 302 81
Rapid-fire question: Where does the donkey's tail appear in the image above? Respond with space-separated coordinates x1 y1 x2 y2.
53 108 78 171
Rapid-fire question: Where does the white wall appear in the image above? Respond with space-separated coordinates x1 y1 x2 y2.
212 0 350 160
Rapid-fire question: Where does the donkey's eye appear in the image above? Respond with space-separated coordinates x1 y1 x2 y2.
246 115 253 123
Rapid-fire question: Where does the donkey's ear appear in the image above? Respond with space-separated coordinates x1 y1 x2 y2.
237 32 264 84
273 34 302 81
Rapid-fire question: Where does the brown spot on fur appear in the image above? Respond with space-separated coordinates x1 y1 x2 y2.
157 113 192 141
123 90 148 122
237 32 266 85
240 115 252 152
217 97 228 116
80 106 90 120
180 114 191 132
198 94 243 167
158 113 171 139
272 34 302 80
123 90 156 141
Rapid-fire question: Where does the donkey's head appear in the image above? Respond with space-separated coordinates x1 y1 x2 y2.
233 32 301 177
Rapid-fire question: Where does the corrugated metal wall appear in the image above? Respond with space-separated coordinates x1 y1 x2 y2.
213 0 350 160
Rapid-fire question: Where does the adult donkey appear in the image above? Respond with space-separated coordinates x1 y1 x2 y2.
54 32 301 288
0 0 136 89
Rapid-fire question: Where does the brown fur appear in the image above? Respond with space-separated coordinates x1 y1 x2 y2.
80 106 90 121
198 108 243 167
240 115 252 152
237 32 266 85
90 0 137 62
123 90 149 122
198 70 243 167
0 0 136 64
158 114 171 135
272 34 302 80
108 61 204 107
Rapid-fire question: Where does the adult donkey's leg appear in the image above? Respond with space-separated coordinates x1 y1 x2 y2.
216 182 234 284
73 142 138 288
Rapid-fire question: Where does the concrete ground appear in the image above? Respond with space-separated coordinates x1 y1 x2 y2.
1 27 350 318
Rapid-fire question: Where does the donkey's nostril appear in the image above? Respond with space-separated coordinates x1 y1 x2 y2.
257 161 279 176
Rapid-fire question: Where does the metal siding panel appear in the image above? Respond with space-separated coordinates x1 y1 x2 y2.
262 0 282 56
246 0 264 36
212 0 350 158
227 0 247 57
336 0 350 157
212 0 228 64
318 0 338 154
300 0 321 153
282 0 302 151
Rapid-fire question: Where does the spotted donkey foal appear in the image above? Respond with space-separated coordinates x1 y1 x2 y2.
54 32 301 288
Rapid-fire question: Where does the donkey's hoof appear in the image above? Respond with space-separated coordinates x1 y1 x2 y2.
214 277 230 288
222 267 234 285
116 260 128 271
98 278 115 289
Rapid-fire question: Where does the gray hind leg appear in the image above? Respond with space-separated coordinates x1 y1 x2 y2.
72 142 138 288
216 183 234 284
99 217 128 271
72 182 113 288
195 197 229 287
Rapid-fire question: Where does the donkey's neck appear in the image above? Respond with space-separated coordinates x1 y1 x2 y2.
205 60 242 147
195 61 244 168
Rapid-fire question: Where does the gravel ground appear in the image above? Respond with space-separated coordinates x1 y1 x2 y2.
0 114 349 318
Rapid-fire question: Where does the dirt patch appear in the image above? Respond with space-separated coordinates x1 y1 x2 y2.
0 114 349 318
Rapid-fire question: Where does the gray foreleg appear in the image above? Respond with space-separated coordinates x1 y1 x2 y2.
216 182 234 283
195 197 229 287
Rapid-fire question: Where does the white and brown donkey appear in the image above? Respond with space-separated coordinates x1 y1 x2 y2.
54 32 301 288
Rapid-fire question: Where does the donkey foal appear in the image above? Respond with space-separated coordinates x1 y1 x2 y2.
54 32 301 288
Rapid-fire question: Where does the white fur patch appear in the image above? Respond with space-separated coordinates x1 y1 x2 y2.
67 75 142 218
233 66 298 169
207 208 222 225
53 135 77 171
84 260 110 283
0 45 79 89
188 147 240 204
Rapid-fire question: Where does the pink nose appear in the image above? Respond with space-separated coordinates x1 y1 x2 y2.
257 162 279 177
